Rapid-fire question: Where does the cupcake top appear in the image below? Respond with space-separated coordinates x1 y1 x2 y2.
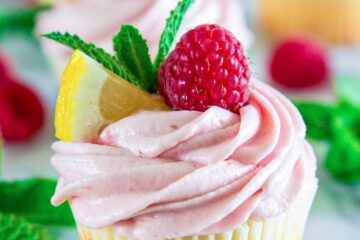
37 0 252 76
51 80 317 239
45 1 317 239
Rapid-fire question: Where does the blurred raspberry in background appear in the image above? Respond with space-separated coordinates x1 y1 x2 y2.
269 38 329 89
0 51 45 142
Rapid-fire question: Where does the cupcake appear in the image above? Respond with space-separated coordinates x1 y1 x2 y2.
47 1 317 239
36 0 253 79
51 82 318 239
258 0 360 44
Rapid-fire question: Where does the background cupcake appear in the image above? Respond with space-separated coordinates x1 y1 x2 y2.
36 0 253 79
258 0 360 44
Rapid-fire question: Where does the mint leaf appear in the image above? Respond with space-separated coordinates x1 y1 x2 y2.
0 213 55 240
335 75 360 107
113 25 155 92
42 32 138 86
0 5 50 38
326 113 360 184
154 0 194 71
294 102 334 140
0 178 74 226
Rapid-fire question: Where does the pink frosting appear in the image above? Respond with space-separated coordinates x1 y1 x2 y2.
51 80 317 240
36 0 253 77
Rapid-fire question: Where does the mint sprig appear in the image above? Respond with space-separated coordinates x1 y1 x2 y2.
294 75 360 184
42 32 138 87
0 178 74 226
294 102 334 140
43 0 194 93
0 5 50 39
326 110 360 184
0 213 54 240
154 0 194 71
113 25 155 92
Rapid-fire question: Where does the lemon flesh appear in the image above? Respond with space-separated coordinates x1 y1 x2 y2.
55 50 169 142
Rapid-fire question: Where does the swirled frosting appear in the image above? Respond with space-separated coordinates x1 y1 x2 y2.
36 0 253 77
51 80 317 240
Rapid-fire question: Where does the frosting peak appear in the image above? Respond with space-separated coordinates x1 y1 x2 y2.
51 80 317 240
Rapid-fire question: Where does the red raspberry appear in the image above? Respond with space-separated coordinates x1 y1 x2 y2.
158 24 250 113
270 38 329 89
0 80 45 142
0 51 11 83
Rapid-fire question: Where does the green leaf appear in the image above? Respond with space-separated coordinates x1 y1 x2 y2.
0 213 55 240
0 5 50 38
42 32 138 86
294 101 334 140
113 25 155 92
335 75 360 107
325 113 360 184
153 0 194 71
0 178 74 226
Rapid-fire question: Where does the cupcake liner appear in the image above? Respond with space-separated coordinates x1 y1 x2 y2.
76 208 301 240
259 0 360 44
75 185 316 240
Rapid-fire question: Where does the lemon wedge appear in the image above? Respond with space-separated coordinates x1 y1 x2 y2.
55 50 169 142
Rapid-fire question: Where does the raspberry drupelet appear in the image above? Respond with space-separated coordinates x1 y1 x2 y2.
158 24 250 113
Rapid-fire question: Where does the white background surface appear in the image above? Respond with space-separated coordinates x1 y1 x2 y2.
1 1 360 239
